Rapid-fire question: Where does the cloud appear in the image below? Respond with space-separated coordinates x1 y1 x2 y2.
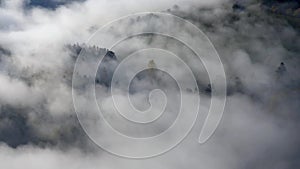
0 0 299 168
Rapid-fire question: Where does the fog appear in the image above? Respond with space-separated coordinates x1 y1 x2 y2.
0 0 299 168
